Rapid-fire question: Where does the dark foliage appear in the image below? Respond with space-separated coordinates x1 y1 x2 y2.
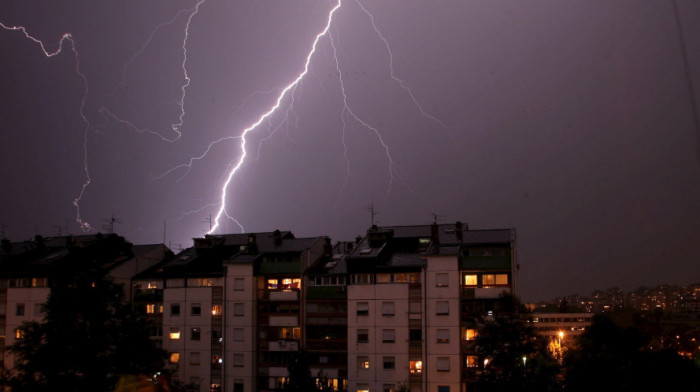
475 295 561 392
564 314 699 392
4 273 165 392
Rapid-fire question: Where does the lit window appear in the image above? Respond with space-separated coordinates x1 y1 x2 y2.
437 329 450 343
357 383 370 392
357 302 369 316
357 329 369 343
31 277 48 287
14 328 23 339
395 273 408 283
482 274 495 287
383 356 395 370
495 274 508 285
357 356 370 369
146 304 156 314
146 281 161 289
410 360 422 374
280 278 301 291
464 328 477 341
436 357 450 371
211 305 223 316
464 274 477 286
234 303 244 316
382 301 395 316
233 278 244 291
383 384 395 392
267 279 278 290
436 273 449 287
169 328 181 340
169 352 180 363
465 355 479 368
382 329 395 343
436 301 449 315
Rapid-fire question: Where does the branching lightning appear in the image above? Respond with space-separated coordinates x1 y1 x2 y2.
99 0 207 142
207 1 343 234
1 22 92 231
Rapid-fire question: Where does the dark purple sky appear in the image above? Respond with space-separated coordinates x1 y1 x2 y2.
1 0 699 301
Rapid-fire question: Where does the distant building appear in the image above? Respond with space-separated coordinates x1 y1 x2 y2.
525 313 592 339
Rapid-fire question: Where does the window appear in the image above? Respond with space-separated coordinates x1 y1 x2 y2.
438 387 450 392
191 303 201 316
280 278 301 291
409 329 422 341
495 274 508 285
409 300 421 314
383 356 395 370
464 328 477 341
171 304 181 316
211 304 223 316
395 273 408 282
169 352 180 363
409 360 422 374
436 301 449 315
436 357 450 371
169 328 181 340
31 277 48 287
233 278 244 291
437 329 450 343
15 303 25 316
357 329 369 343
382 329 395 343
234 303 244 316
357 356 370 369
233 381 244 392
233 354 244 367
436 273 449 287
357 384 370 392
464 274 477 286
190 352 200 365
146 304 157 314
357 302 369 316
233 328 244 341
33 303 42 316
482 274 495 287
383 384 395 392
191 328 201 341
14 328 23 339
381 301 395 316
465 355 479 368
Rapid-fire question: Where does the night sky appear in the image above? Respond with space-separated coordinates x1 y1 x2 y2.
1 0 699 301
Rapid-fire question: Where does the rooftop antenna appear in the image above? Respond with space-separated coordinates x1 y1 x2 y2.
163 220 167 245
203 213 212 232
365 204 379 226
102 214 122 234
431 213 445 224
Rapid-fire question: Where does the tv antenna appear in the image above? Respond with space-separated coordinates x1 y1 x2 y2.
365 204 379 226
102 214 122 234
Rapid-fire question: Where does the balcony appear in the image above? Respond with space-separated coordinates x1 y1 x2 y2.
268 290 299 301
269 315 299 326
306 338 347 351
268 339 299 351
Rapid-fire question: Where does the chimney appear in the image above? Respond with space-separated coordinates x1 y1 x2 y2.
430 221 439 245
455 221 463 242
247 233 258 253
273 230 282 246
324 237 332 256
355 236 362 244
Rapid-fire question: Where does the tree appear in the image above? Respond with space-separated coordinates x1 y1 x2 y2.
4 272 165 392
475 294 561 392
563 314 699 392
282 351 334 392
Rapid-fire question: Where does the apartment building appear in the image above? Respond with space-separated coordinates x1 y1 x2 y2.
2 221 517 392
345 223 516 392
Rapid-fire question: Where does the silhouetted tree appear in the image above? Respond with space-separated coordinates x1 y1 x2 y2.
475 294 561 392
564 314 699 392
3 272 165 392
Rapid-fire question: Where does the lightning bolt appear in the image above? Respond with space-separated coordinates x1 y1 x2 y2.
207 1 343 234
1 23 92 231
99 0 206 142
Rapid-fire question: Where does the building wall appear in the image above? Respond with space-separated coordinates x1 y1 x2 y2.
225 263 255 392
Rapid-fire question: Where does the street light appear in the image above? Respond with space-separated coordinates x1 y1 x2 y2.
558 331 564 346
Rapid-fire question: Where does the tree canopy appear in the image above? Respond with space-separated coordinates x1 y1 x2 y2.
4 272 165 392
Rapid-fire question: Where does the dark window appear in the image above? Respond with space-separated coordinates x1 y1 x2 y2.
171 304 180 316
409 329 422 341
15 304 25 316
191 304 201 316
357 329 369 343
191 328 201 341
